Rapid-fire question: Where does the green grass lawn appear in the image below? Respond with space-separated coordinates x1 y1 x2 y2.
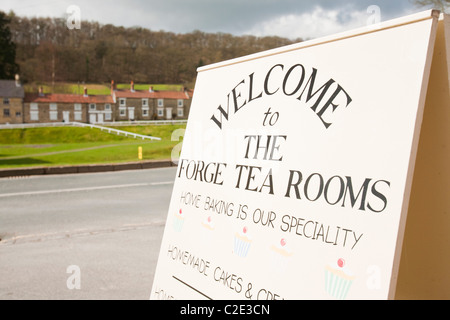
24 83 184 95
0 125 185 169
115 84 184 91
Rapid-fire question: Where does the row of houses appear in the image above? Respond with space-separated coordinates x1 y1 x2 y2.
0 77 193 125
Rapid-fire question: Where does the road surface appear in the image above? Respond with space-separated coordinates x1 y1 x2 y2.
0 167 177 300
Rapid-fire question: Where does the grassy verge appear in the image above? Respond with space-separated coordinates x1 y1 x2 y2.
24 83 185 95
0 125 185 169
115 84 183 91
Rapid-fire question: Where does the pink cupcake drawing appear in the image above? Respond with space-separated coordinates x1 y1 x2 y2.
233 226 252 257
202 215 215 231
201 215 215 244
270 238 293 272
173 209 185 232
324 258 355 300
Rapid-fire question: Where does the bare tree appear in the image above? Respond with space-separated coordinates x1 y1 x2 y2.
7 13 296 85
411 0 450 13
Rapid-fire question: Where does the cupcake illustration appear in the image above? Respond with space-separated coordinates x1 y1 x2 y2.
201 215 215 244
270 238 293 272
173 209 185 232
202 215 215 231
233 226 252 257
324 258 355 300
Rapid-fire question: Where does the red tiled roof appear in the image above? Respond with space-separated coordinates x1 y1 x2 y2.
114 90 190 99
24 93 114 104
114 90 152 99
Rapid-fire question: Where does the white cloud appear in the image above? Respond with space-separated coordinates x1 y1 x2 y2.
0 0 423 38
244 6 374 40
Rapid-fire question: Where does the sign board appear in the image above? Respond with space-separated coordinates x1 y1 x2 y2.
151 10 444 300
395 12 450 300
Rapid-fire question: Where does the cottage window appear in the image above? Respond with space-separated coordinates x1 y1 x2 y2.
119 107 126 117
30 112 39 121
50 111 58 120
177 99 184 107
49 103 58 120
142 99 148 107
74 112 82 121
3 109 10 117
119 98 126 107
74 104 82 111
142 108 149 116
157 99 164 107
157 108 164 117
177 108 184 117
105 113 112 121
89 103 96 111
30 103 39 121
3 98 10 105
105 104 111 110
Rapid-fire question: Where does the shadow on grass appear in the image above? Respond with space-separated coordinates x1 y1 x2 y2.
0 158 51 167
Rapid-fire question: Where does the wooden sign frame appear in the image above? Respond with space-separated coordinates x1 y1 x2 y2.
151 10 449 300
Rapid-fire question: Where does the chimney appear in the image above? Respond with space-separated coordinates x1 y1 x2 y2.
111 80 115 93
83 86 88 97
39 86 44 97
149 86 154 93
15 74 21 87
130 81 135 93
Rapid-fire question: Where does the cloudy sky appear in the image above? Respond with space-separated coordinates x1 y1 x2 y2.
0 0 435 39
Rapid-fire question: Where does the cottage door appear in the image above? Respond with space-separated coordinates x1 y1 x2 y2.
128 108 135 120
63 111 70 123
166 108 172 120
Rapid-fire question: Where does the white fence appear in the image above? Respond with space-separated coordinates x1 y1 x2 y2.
71 122 161 141
107 120 188 126
0 122 73 129
0 121 164 141
0 120 187 129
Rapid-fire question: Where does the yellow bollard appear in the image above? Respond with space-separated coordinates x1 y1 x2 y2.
138 146 143 160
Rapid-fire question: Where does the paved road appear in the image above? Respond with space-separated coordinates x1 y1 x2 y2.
0 167 177 300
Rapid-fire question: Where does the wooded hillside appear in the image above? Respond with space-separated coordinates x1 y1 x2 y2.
6 12 299 87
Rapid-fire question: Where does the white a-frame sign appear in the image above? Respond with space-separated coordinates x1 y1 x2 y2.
151 10 449 300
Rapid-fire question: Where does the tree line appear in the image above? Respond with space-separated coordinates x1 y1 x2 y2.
1 1 448 86
4 11 299 87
